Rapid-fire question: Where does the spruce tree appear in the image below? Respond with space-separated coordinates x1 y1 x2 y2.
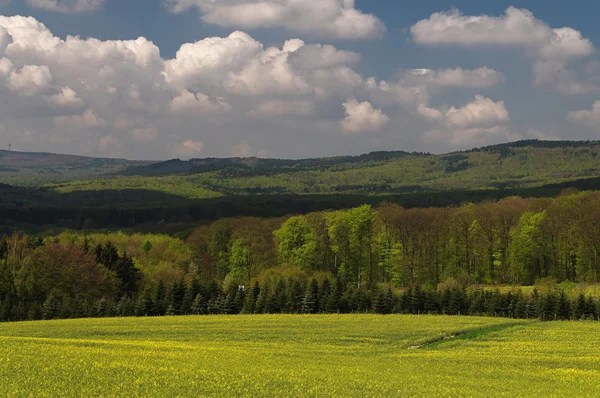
411 285 424 314
154 280 167 316
42 294 58 320
585 296 597 319
191 294 204 315
555 290 571 320
574 293 586 320
302 279 319 314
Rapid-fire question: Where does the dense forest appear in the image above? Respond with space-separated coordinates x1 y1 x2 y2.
3 190 600 322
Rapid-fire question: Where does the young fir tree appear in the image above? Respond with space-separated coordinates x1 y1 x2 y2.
42 294 59 320
302 279 319 314
411 285 425 314
190 294 204 315
154 280 167 316
319 279 331 313
326 277 343 313
585 296 597 319
288 280 305 313
555 290 571 320
255 282 269 314
574 293 586 320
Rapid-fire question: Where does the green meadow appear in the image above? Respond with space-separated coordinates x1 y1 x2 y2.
1 315 599 397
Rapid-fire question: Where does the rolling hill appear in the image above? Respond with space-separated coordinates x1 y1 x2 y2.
3 139 600 232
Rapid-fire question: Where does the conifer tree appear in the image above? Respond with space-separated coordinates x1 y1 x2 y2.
555 290 571 320
191 294 204 315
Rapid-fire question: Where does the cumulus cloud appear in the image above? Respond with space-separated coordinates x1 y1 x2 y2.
567 101 600 129
26 0 104 13
420 95 512 146
164 31 263 90
165 32 362 98
47 86 84 108
7 64 53 95
168 139 205 158
232 140 252 157
419 95 509 128
164 0 385 40
341 98 389 134
55 109 105 128
411 7 593 59
130 126 159 142
248 99 315 118
169 90 232 114
411 7 595 94
402 67 503 88
0 26 11 57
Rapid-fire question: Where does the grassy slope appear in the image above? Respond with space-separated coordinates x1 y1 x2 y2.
1 315 598 397
48 143 600 199
0 149 149 185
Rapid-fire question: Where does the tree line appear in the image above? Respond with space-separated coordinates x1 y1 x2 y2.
3 190 600 321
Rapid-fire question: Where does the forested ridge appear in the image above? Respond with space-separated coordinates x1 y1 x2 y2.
4 190 600 322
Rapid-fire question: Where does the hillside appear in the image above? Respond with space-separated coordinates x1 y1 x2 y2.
47 140 600 197
0 150 150 185
3 140 600 232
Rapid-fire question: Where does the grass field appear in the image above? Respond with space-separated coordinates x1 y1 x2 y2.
1 315 599 397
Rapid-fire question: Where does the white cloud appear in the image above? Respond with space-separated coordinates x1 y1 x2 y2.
130 126 159 142
164 0 385 40
248 99 315 118
567 101 600 128
169 90 231 114
445 95 510 129
55 109 105 128
165 31 362 98
168 139 205 158
419 95 509 129
411 7 593 60
0 57 13 78
7 64 53 95
420 95 512 146
0 26 11 57
341 98 389 134
47 86 84 108
232 140 252 157
98 134 122 157
26 0 104 13
411 7 595 94
402 67 503 88
164 31 263 90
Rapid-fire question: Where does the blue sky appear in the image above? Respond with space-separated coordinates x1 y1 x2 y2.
0 0 600 159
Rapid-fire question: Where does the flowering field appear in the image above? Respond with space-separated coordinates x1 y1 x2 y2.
0 315 598 397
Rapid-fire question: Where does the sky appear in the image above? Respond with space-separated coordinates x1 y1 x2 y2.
1 1 600 160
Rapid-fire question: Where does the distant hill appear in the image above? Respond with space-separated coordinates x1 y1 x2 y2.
3 139 600 198
0 150 150 185
3 139 600 231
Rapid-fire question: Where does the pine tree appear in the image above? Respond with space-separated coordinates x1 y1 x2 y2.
555 290 571 320
191 294 204 315
154 280 167 316
515 295 526 318
326 277 343 313
525 298 538 319
288 280 305 313
574 293 586 320
585 296 597 319
302 279 319 314
42 294 58 320
411 285 424 314
541 292 556 321
319 279 331 313
255 283 269 314
166 304 176 316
